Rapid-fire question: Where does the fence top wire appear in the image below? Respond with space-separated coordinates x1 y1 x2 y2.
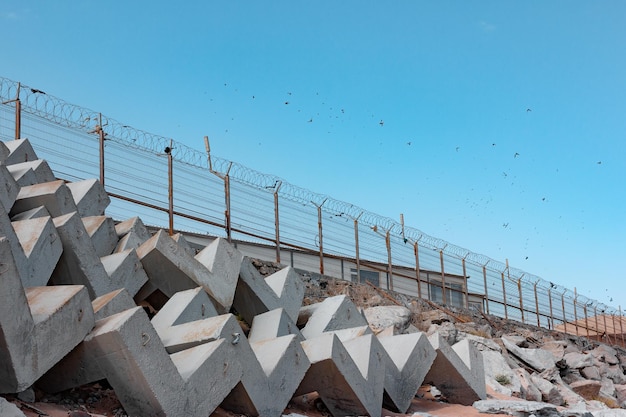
1 75 621 317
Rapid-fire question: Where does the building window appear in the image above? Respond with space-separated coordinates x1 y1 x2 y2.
429 281 465 308
350 268 379 286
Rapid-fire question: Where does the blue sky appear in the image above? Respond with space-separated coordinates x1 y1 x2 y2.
1 2 625 306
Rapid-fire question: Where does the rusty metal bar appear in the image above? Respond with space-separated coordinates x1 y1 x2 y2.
439 248 446 304
354 212 362 283
517 277 524 324
483 264 489 315
573 288 579 337
594 306 599 340
15 82 21 139
414 240 422 299
462 256 469 309
273 181 282 263
204 136 213 172
166 139 174 236
314 198 327 275
584 304 590 340
561 293 567 334
548 289 554 330
224 165 232 242
620 306 625 347
98 113 105 186
533 282 540 327
385 230 393 291
501 272 508 320
602 313 610 345
612 314 618 346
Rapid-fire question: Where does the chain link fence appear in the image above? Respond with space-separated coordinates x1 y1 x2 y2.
1 76 624 346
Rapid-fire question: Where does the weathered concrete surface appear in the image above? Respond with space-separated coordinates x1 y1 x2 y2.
233 256 303 325
50 212 116 298
299 295 369 340
10 180 77 217
0 164 19 213
2 138 38 165
66 178 110 217
100 249 148 297
82 215 118 257
248 308 304 343
502 335 556 373
9 205 50 221
7 159 56 186
423 333 486 405
378 332 437 413
296 332 384 417
114 216 152 252
0 237 94 393
136 230 238 313
151 287 218 336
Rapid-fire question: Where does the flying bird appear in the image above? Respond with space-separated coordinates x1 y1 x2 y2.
514 152 520 158
30 88 46 94
526 108 532 112
379 120 384 127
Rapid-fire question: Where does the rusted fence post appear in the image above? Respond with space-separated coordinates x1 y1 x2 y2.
353 212 362 283
584 304 590 340
462 254 469 309
517 276 525 324
166 140 174 236
533 281 540 327
205 137 232 242
620 306 625 347
273 181 282 263
561 292 567 334
594 306 600 341
501 271 508 320
98 113 105 186
439 247 447 304
313 199 327 275
385 229 393 291
573 288 579 337
1 82 21 139
482 263 490 314
548 288 554 330
411 240 421 298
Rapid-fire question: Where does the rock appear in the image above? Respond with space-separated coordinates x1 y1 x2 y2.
502 336 556 372
564 352 594 369
530 374 564 406
592 410 626 417
473 399 561 416
419 309 452 325
542 340 566 362
463 333 502 353
569 379 602 400
16 387 35 403
591 344 620 366
0 397 26 417
581 366 601 381
513 368 542 402
614 384 626 407
363 305 411 334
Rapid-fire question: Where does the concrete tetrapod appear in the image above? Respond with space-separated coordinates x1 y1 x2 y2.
0 237 95 393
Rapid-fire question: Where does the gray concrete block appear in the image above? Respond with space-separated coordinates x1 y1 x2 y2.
264 266 304 323
92 288 137 320
423 333 486 405
248 308 304 344
172 232 197 257
66 178 110 217
296 332 384 417
300 295 369 340
194 237 243 313
115 216 151 242
136 230 233 313
0 164 19 213
11 180 77 217
151 287 218 336
378 332 437 413
10 205 50 221
11 215 63 287
452 338 486 398
100 249 148 297
3 139 38 164
51 212 115 299
85 307 244 416
0 237 94 393
6 160 55 186
82 216 118 257
0 141 9 162
0 396 26 417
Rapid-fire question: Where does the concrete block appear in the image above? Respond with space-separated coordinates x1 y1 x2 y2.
82 216 118 257
6 160 55 186
172 232 197 257
85 307 243 416
151 287 218 336
264 266 305 322
378 332 437 413
66 178 110 217
0 141 9 162
0 396 26 417
3 139 38 164
11 215 63 287
10 205 50 221
194 237 243 312
50 212 115 299
0 164 19 213
114 216 152 252
136 230 233 313
296 332 384 417
92 288 137 320
300 295 369 340
100 249 148 297
11 180 77 217
423 333 486 405
0 237 94 393
248 308 304 344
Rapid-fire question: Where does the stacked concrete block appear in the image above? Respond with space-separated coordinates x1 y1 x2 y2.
114 216 152 252
2 138 38 164
0 237 94 393
6 159 56 186
233 256 304 325
82 216 118 257
248 308 304 343
151 287 218 335
423 333 486 405
299 295 369 339
100 249 148 297
10 179 77 217
0 164 19 212
66 178 110 217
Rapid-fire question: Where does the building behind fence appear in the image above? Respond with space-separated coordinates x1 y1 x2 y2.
1 76 624 346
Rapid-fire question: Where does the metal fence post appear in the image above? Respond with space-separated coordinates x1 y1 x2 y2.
603 313 610 345
561 292 567 334
501 271 508 320
385 229 393 291
483 263 490 315
414 238 422 299
573 289 579 337
533 281 540 327
548 288 554 330
224 163 233 242
462 255 469 309
166 140 174 236
594 306 600 341
439 248 447 304
517 277 524 324
273 181 282 263
1 82 21 139
313 199 327 275
620 306 625 347
98 113 106 186
353 213 362 283
584 304 590 340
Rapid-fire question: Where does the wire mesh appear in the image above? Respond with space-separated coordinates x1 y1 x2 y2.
1 75 624 346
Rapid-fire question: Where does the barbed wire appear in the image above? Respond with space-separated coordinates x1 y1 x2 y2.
1 75 622 321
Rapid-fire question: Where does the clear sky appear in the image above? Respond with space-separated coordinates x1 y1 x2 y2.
1 2 625 306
